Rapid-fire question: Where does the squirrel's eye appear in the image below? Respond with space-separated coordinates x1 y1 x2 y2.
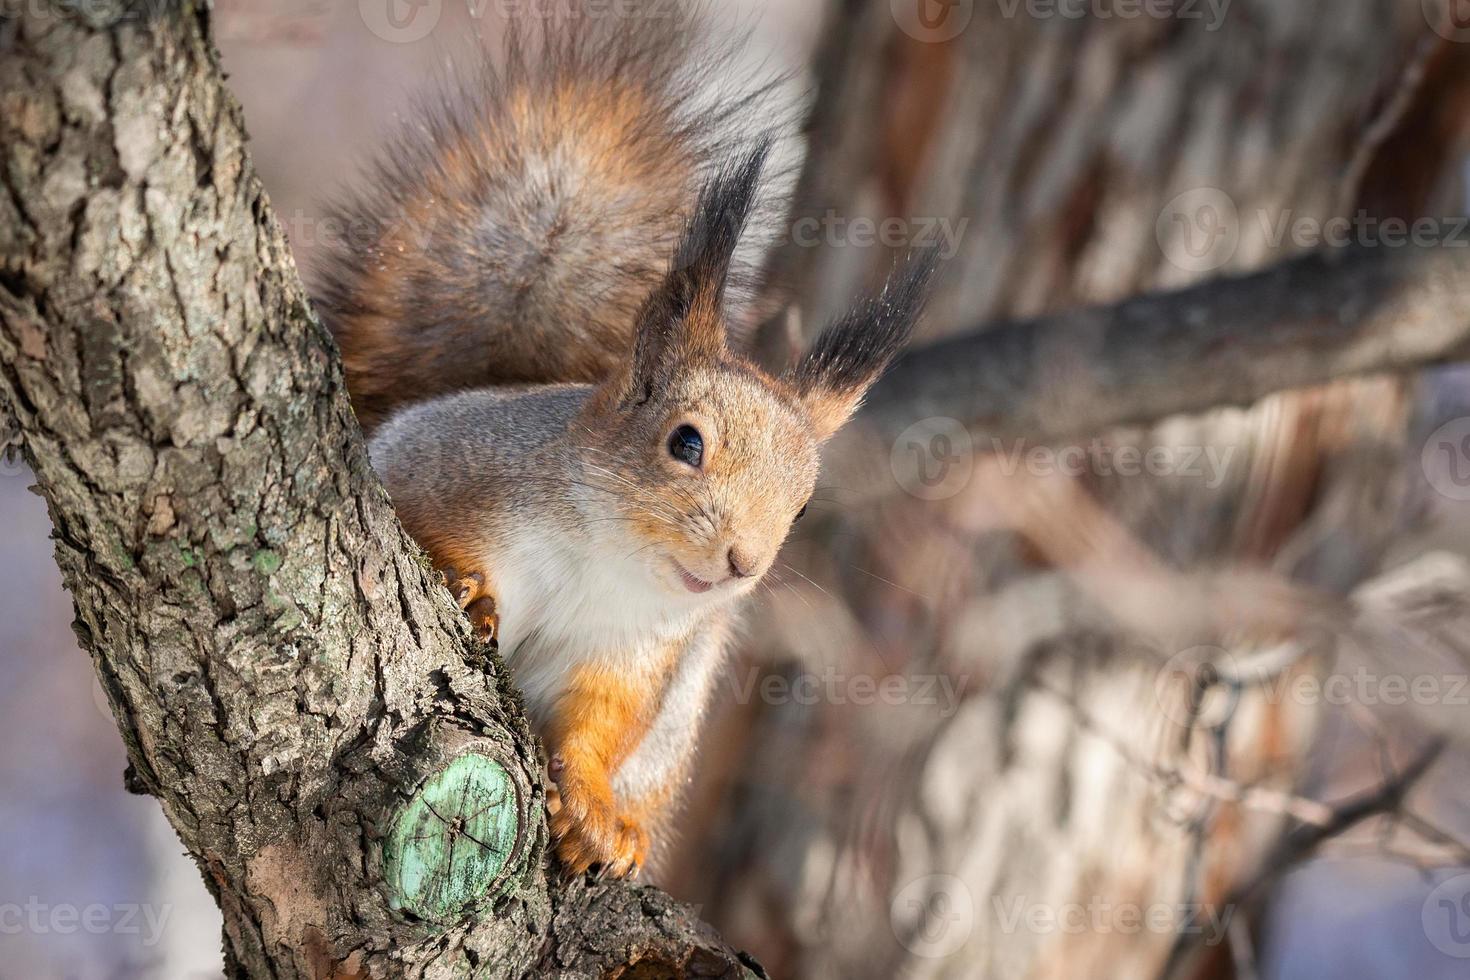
668 424 704 468
794 503 809 522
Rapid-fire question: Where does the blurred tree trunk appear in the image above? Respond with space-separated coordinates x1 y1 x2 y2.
0 4 762 978
679 1 1470 977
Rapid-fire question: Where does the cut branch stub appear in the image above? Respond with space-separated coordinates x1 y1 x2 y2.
383 751 526 922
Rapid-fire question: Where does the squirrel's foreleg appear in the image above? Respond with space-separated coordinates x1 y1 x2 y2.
545 659 667 877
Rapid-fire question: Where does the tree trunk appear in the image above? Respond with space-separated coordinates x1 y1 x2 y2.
0 4 761 977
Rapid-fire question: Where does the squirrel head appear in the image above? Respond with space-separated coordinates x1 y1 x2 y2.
576 144 936 606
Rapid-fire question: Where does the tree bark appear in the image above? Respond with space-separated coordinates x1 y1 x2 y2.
0 3 761 977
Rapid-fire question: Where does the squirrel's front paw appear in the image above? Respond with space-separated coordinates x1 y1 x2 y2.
440 566 499 644
548 765 647 878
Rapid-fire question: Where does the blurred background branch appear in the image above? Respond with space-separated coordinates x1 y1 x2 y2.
846 240 1470 492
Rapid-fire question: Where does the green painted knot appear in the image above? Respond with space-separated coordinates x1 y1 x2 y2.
383 752 522 921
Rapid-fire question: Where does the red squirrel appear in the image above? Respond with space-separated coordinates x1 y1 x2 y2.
317 9 934 878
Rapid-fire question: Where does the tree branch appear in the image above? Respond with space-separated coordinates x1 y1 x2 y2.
833 241 1470 495
0 3 757 976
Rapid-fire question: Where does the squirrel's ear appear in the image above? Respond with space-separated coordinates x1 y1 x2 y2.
786 251 938 440
625 143 770 398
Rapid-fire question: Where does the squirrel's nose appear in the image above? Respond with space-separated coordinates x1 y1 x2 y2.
727 546 755 579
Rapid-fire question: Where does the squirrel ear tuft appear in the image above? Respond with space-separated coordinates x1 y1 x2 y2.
787 250 938 440
625 143 771 398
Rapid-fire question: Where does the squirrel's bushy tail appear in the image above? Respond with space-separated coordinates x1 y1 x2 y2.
315 7 798 431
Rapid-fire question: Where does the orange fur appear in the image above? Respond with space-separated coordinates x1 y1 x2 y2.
545 655 675 876
332 91 673 429
797 385 865 442
384 490 502 640
315 15 770 433
682 282 727 360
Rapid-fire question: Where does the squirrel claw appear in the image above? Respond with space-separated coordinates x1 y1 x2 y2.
465 595 498 644
440 565 497 643
453 571 486 609
549 785 647 879
440 565 484 607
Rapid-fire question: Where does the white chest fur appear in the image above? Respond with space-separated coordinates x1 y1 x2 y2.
486 520 699 721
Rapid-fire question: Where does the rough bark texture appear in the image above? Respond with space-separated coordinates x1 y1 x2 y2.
0 3 761 977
